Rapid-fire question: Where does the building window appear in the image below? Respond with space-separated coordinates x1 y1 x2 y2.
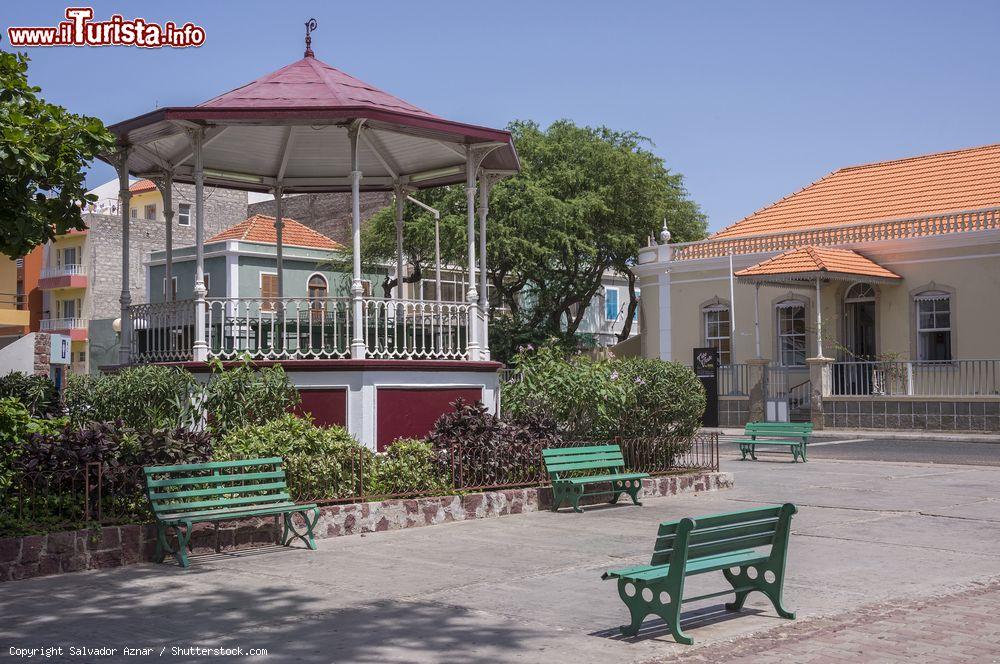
605 287 620 321
776 300 806 367
702 303 731 366
308 274 328 320
162 277 178 300
178 204 191 226
915 291 952 361
144 204 157 221
420 269 465 302
260 272 278 312
203 272 210 294
60 298 80 319
60 246 78 267
130 208 137 219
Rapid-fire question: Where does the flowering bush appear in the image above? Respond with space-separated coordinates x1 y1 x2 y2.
365 438 451 497
503 342 706 441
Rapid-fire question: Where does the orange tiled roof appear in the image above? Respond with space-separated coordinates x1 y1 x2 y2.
129 179 156 194
735 246 901 281
208 214 344 251
714 143 1000 240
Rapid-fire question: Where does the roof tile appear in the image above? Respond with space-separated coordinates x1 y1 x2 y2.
208 214 344 251
735 246 901 280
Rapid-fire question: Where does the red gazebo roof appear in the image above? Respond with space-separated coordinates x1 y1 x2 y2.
104 51 519 193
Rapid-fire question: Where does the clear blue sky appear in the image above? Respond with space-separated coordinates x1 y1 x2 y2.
5 0 998 232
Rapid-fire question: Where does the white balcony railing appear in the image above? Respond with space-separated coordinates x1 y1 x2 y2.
832 360 1000 397
128 296 475 363
41 264 87 279
40 317 86 331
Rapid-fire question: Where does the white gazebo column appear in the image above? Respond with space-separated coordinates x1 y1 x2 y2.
464 148 480 361
477 172 497 361
273 186 284 299
191 129 208 362
349 124 366 359
115 147 132 365
814 277 823 358
393 183 406 298
155 173 174 302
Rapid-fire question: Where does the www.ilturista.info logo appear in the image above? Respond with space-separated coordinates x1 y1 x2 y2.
6 7 206 48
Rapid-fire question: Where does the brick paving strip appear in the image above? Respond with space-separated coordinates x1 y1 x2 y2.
650 577 1000 663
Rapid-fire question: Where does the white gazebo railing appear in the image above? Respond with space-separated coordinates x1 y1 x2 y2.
362 299 470 360
130 300 196 363
128 297 475 362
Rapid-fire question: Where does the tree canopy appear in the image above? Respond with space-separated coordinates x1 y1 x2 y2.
356 119 707 361
0 52 115 259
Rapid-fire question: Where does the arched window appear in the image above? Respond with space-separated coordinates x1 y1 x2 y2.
702 302 731 365
844 282 877 359
914 290 952 361
308 274 328 320
775 300 806 366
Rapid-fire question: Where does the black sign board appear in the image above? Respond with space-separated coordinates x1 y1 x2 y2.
693 347 719 427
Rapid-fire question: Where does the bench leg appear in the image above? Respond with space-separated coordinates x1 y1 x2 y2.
156 523 191 568
738 443 748 461
800 442 808 462
626 480 643 507
749 445 758 461
570 485 585 513
723 564 795 620
616 578 691 644
282 508 321 550
550 483 566 511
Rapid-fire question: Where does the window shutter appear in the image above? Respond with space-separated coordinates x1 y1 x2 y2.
261 274 278 311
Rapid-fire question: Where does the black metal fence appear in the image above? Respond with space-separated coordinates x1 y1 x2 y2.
1 434 718 536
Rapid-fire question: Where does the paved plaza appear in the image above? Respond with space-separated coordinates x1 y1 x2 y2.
4 452 1000 663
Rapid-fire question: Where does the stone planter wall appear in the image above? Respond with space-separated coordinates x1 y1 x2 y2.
0 470 733 583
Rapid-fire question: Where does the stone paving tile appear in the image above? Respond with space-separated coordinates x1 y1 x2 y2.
658 577 1000 663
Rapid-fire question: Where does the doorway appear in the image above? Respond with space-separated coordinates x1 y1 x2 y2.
844 283 876 359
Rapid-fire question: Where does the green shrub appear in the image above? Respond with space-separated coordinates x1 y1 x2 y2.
215 413 365 501
0 372 61 417
63 366 196 431
203 358 300 436
366 438 451 497
504 342 706 441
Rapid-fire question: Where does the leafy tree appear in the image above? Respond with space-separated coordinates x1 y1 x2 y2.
351 120 706 360
0 52 115 259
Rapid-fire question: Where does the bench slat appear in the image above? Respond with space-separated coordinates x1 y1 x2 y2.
607 550 767 582
547 459 626 474
149 480 289 502
562 472 647 485
542 445 622 458
152 492 291 513
146 471 286 489
156 501 307 523
688 533 776 559
144 457 283 474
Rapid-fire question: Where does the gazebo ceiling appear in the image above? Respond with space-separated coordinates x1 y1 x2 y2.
104 54 519 193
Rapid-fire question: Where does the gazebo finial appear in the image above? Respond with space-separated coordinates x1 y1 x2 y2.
304 18 317 58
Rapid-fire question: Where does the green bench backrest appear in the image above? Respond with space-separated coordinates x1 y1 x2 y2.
745 422 813 438
143 457 290 516
650 503 795 566
542 445 625 479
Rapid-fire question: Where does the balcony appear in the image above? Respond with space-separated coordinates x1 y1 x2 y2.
0 292 29 327
38 265 88 290
40 317 88 341
128 297 477 364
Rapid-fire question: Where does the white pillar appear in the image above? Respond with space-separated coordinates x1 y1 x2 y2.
192 129 208 362
478 172 494 361
815 277 824 358
157 174 174 302
465 148 480 360
349 126 366 359
116 147 132 366
273 186 284 299
393 184 406 298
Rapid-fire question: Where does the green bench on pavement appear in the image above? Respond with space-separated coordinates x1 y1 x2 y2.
731 422 813 462
143 457 320 568
542 444 649 513
602 503 797 644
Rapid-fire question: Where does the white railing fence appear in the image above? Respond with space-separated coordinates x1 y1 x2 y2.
130 300 196 363
128 297 474 362
40 317 86 331
40 264 87 279
206 297 352 360
362 299 470 360
832 360 1000 397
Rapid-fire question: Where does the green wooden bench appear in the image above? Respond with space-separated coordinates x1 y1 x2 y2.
602 503 797 644
542 444 649 513
143 457 320 568
731 422 813 462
